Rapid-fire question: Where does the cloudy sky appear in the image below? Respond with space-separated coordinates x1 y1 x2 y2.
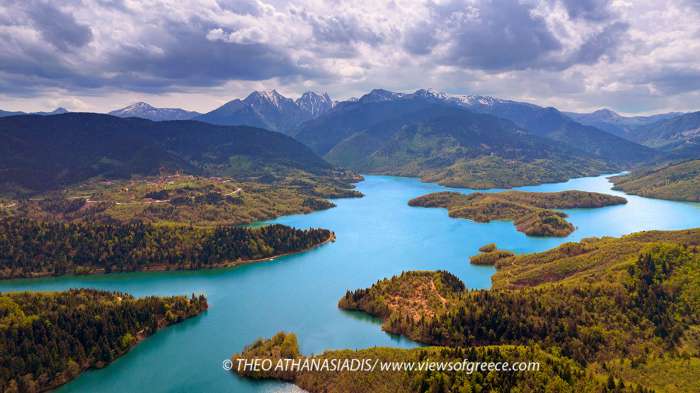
1 0 699 114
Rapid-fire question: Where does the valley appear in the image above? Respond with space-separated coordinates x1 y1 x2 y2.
3 0 699 391
2 174 700 393
1 88 699 393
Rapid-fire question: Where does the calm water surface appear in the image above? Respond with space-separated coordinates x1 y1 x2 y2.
1 174 699 392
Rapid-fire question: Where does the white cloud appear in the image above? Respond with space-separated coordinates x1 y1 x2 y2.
0 0 698 114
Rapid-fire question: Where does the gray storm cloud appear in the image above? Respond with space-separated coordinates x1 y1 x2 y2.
0 0 698 114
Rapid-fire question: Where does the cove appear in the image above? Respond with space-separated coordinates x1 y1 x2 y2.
1 174 700 393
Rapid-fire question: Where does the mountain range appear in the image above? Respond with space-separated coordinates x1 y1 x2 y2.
564 109 682 139
295 98 614 188
0 107 68 117
2 87 698 192
0 113 330 194
631 111 700 157
294 88 660 171
193 90 334 132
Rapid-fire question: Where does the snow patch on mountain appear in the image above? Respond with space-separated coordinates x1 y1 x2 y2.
109 102 200 121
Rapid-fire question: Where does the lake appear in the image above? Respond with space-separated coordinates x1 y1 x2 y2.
1 174 699 393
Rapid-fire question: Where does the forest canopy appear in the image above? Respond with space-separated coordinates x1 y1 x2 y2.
409 190 627 237
337 228 700 392
0 219 333 279
0 289 207 393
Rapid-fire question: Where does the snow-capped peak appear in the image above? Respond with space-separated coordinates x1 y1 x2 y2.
244 90 293 109
449 94 502 107
413 88 448 100
358 89 407 103
296 91 334 116
122 102 156 112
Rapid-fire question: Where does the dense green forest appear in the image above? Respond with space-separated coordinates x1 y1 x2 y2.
408 190 626 236
0 219 333 278
0 289 208 392
231 332 650 393
337 228 700 392
611 160 700 202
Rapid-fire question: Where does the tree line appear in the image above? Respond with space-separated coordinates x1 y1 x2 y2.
369 244 697 367
0 218 332 278
0 289 208 393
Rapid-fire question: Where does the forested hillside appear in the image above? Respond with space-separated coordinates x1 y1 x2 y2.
231 332 645 393
2 174 361 226
0 289 208 392
0 113 333 195
611 160 700 202
337 228 700 392
469 104 660 165
0 219 333 278
296 102 617 188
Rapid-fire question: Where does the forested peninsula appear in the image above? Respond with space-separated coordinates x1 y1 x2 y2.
0 289 208 392
408 190 627 236
231 331 643 393
336 228 700 392
0 219 333 279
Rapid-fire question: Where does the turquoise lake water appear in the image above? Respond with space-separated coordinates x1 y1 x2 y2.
1 174 699 392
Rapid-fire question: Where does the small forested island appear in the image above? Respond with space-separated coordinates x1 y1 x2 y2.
0 289 207 392
0 219 333 279
231 332 640 393
334 228 700 392
408 190 627 236
611 159 700 202
469 243 515 265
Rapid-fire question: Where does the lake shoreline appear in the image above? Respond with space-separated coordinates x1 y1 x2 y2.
0 232 336 282
4 174 700 393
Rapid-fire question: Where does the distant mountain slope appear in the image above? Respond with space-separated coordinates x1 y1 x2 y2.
632 111 700 156
196 90 334 133
300 89 660 167
564 109 682 139
294 98 436 154
0 113 330 194
611 159 700 202
297 101 613 188
109 102 200 121
0 109 24 118
0 107 69 117
447 95 661 165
